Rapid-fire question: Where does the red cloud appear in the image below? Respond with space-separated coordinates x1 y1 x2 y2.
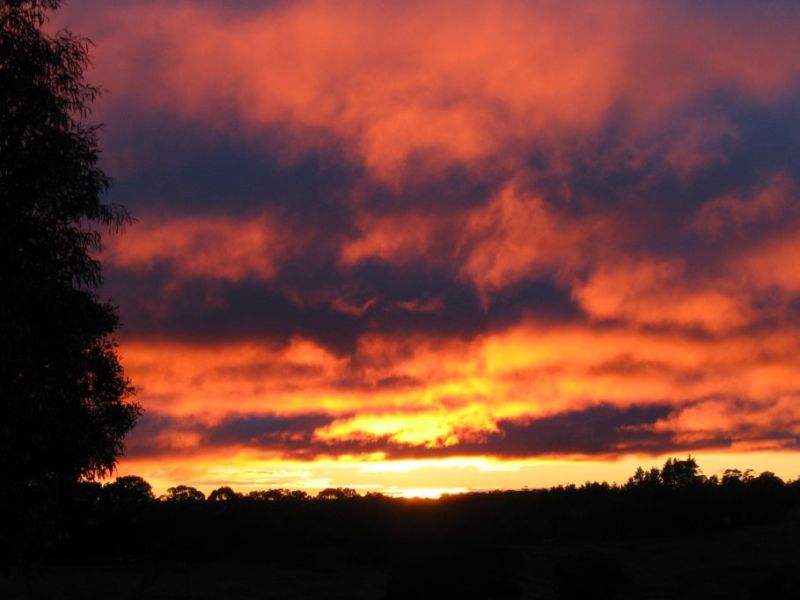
84 1 800 182
106 212 290 282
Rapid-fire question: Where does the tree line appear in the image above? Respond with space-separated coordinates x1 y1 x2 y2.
2 456 792 565
90 456 798 505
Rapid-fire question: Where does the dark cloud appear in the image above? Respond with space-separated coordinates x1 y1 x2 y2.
125 411 338 458
108 277 365 355
99 109 360 219
471 404 677 457
127 404 688 460
107 264 582 357
204 413 335 447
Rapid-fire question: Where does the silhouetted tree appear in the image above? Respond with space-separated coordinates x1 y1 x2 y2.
753 471 783 487
722 468 752 486
317 487 359 500
208 486 240 502
660 456 703 488
625 466 662 489
0 0 139 536
287 489 309 501
163 485 206 502
247 488 291 501
364 491 389 500
104 475 154 505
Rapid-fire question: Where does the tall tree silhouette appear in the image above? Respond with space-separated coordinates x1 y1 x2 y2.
0 0 139 522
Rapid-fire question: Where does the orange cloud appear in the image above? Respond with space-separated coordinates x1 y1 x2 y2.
120 338 349 416
653 394 800 449
339 211 451 267
338 183 613 299
87 1 800 182
119 317 800 461
458 184 610 294
691 173 795 237
571 257 753 331
107 212 289 282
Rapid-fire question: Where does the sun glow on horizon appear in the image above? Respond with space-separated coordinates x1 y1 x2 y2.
112 451 800 498
390 488 470 499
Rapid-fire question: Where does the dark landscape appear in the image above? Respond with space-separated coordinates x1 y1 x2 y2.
3 458 800 599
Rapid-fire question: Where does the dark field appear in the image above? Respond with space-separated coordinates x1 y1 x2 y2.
4 459 800 599
3 506 799 599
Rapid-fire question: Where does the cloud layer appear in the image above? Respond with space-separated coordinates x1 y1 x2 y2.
55 0 800 488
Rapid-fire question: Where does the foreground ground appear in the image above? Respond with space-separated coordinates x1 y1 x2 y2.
2 508 799 599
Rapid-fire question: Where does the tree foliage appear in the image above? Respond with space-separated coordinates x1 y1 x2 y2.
104 476 154 505
317 487 359 500
0 0 139 505
164 485 206 502
208 486 240 502
625 456 704 490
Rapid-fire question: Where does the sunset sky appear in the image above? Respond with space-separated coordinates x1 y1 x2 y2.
57 0 800 496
